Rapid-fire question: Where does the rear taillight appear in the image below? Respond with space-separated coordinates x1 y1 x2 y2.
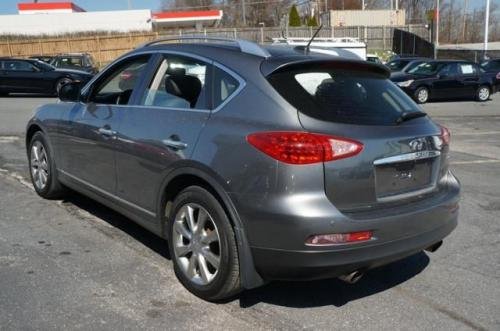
246 131 363 165
305 231 373 246
496 72 500 80
440 125 451 146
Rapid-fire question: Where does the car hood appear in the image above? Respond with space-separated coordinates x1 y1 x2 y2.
54 68 93 77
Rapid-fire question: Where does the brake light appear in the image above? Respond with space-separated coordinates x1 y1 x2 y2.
496 72 500 80
440 125 451 146
305 231 373 246
246 131 363 165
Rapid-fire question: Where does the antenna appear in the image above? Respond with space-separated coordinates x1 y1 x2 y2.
305 25 323 54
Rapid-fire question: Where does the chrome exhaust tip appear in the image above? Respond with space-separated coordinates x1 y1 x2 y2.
425 240 443 253
338 270 364 284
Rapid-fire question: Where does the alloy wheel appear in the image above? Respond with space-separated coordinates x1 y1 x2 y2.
30 141 49 190
417 88 428 103
173 203 221 286
478 87 490 101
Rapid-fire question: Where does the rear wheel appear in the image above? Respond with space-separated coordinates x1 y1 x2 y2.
28 131 66 199
476 85 490 102
168 186 241 301
414 87 429 104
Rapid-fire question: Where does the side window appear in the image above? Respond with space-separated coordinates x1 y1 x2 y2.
3 60 37 72
459 63 476 75
212 66 240 109
439 64 458 77
89 56 150 105
140 55 208 109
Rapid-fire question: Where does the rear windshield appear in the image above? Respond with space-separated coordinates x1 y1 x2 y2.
267 66 423 125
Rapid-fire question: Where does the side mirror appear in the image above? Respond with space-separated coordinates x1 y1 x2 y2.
59 82 81 102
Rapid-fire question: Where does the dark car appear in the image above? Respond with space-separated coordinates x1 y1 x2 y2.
0 58 94 96
28 55 55 63
50 53 98 74
480 59 500 75
391 60 499 103
26 37 460 301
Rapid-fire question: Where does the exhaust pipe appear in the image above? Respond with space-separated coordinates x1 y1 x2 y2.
425 240 443 253
338 270 364 284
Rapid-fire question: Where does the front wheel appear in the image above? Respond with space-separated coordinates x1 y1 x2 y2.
414 87 429 104
168 186 241 301
476 85 490 102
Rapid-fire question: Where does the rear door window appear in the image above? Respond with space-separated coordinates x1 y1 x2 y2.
213 66 240 109
459 63 477 76
267 66 422 125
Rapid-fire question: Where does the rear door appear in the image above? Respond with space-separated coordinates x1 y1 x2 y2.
114 53 212 216
457 63 481 97
0 60 47 93
433 63 460 99
267 64 447 212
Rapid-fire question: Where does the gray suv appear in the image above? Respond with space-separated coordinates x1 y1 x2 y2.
26 37 460 301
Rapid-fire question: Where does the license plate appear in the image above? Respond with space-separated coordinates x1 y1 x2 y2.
375 158 434 198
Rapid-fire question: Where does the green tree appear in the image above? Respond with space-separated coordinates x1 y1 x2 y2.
307 15 318 27
289 5 301 27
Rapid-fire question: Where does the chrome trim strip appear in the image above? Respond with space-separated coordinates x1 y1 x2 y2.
373 151 441 166
376 186 437 203
58 169 157 218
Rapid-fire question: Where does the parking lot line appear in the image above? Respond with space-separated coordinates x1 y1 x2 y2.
452 131 500 136
451 159 500 165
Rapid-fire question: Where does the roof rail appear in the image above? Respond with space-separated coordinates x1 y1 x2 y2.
137 36 271 59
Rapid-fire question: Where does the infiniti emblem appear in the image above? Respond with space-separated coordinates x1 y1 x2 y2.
409 138 426 152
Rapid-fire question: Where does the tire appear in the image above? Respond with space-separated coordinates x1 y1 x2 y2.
167 186 241 301
476 85 490 102
414 86 429 104
55 77 72 95
28 131 66 199
0 91 8 97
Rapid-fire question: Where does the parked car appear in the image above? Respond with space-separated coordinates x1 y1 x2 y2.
480 59 500 75
28 55 55 63
0 57 93 96
26 38 460 301
386 57 428 73
50 53 98 74
366 53 382 64
391 60 499 103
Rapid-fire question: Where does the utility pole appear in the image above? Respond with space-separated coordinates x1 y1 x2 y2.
462 0 468 42
484 0 490 57
242 0 247 26
127 0 132 10
434 0 440 59
362 0 365 10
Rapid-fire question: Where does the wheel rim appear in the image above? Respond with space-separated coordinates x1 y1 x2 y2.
418 89 428 103
173 203 221 286
479 87 489 100
30 141 49 190
56 79 71 94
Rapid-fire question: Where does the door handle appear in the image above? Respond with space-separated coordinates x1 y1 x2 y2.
162 138 188 150
98 127 116 137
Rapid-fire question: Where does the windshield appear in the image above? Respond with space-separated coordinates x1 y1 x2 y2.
408 62 444 75
267 65 423 126
481 61 500 71
387 60 410 71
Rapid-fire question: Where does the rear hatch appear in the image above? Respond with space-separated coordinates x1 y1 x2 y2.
266 60 450 212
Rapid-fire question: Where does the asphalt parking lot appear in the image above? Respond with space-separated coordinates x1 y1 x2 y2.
0 96 499 330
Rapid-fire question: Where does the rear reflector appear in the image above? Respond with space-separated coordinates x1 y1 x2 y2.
247 131 363 165
305 231 373 246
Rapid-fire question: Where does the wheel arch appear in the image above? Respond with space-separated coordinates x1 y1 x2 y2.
25 123 45 150
157 164 265 289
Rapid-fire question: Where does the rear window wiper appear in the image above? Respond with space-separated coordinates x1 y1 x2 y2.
395 111 427 124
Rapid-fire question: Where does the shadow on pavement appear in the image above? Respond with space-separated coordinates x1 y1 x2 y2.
237 252 429 308
60 190 429 309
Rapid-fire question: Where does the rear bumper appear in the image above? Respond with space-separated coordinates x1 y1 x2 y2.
231 171 460 281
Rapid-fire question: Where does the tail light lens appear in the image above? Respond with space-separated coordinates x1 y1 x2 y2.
440 125 451 146
247 132 363 165
496 72 500 80
305 231 373 246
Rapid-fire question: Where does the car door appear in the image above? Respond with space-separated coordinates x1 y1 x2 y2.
113 53 213 217
432 63 460 99
0 60 47 93
457 63 481 97
57 54 152 195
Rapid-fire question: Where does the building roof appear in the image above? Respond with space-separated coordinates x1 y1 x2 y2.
18 2 86 13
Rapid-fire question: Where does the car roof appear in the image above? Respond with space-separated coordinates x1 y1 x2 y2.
130 39 389 79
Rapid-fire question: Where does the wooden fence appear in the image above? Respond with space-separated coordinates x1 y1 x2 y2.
0 25 428 67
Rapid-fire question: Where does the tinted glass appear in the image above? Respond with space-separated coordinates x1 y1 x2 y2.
213 66 239 109
408 62 445 75
268 67 423 125
439 63 459 76
140 55 208 109
3 60 37 71
60 57 83 67
387 60 410 71
89 56 150 105
481 60 500 71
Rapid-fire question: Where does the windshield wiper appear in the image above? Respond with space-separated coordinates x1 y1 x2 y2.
395 111 427 124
